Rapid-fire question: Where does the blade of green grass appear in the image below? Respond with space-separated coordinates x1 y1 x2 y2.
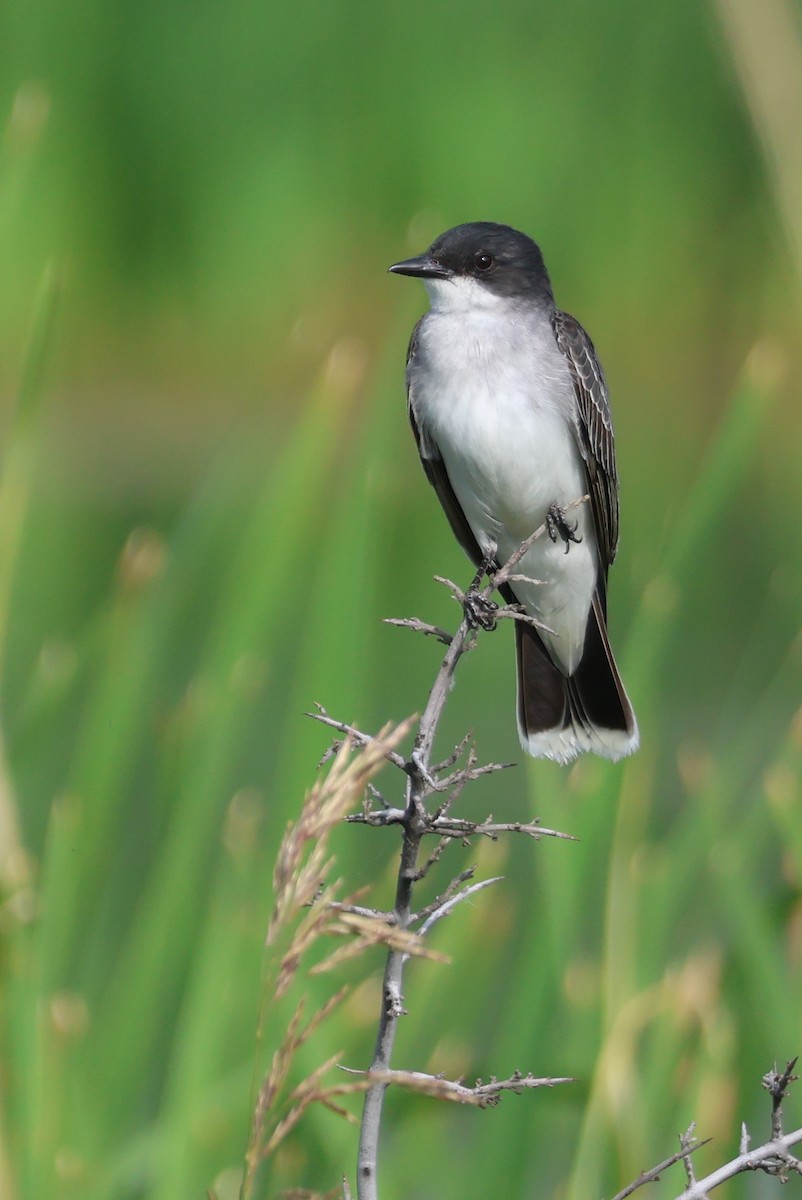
84 352 365 1141
147 350 389 1200
564 353 781 1200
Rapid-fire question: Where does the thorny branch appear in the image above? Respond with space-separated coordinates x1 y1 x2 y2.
674 1060 802 1199
676 1126 802 1199
339 1066 574 1108
346 807 575 844
766 1057 799 1142
678 1125 706 1196
308 513 581 1200
608 1131 709 1200
610 1060 802 1200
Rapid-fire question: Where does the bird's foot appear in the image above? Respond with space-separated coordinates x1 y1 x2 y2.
546 503 582 554
468 545 499 591
462 589 499 631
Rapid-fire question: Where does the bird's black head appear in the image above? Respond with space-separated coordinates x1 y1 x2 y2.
389 222 554 306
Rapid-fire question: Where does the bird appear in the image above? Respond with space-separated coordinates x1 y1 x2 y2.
388 221 638 763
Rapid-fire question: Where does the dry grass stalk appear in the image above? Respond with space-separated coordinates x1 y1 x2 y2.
242 721 413 1199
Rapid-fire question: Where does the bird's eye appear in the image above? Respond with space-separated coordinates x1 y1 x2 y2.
474 252 494 271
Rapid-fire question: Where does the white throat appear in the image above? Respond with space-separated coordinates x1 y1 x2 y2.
424 274 514 314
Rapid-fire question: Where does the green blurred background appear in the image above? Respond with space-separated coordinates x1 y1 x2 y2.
1 0 801 1196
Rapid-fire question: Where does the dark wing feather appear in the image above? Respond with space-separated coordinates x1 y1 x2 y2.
551 310 619 571
405 317 487 571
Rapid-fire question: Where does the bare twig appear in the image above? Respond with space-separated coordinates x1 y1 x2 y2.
345 809 574 842
437 760 516 788
383 616 453 645
411 869 476 925
415 876 503 940
765 1057 799 1141
679 1125 707 1198
429 815 576 843
431 732 474 774
327 902 395 924
738 1122 749 1155
674 1126 802 1198
410 836 450 882
345 807 407 827
608 1135 709 1200
609 1061 802 1200
306 708 410 773
672 1058 802 1198
363 1068 574 1107
493 604 557 634
612 1060 802 1200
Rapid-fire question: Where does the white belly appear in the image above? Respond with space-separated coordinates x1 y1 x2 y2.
414 309 598 673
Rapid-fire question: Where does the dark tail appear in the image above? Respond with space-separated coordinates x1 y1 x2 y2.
515 593 638 763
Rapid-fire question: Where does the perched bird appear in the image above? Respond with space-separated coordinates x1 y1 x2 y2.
389 221 638 763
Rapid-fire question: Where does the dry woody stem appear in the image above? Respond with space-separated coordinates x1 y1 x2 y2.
610 1060 802 1200
309 517 578 1200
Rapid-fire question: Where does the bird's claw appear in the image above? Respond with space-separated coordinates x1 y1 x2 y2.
462 589 499 631
546 503 582 554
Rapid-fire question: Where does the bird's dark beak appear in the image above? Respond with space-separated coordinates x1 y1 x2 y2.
388 254 452 279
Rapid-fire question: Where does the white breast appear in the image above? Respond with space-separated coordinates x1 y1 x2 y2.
411 298 598 674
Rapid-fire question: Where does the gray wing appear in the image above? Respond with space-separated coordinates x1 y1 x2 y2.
551 309 619 571
405 318 489 572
